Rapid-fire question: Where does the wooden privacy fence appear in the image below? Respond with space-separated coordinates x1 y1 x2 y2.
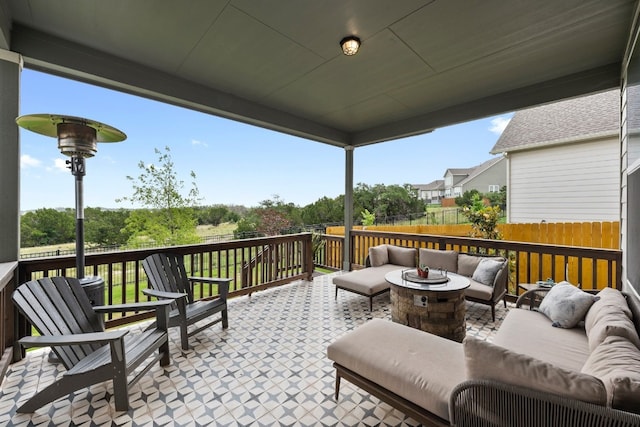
326 222 620 250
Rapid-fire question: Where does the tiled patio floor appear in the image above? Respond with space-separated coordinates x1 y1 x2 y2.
0 272 511 426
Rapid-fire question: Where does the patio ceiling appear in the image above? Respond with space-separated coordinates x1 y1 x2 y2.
0 0 634 148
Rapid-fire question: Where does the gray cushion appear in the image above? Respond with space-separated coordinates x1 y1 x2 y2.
418 248 458 273
585 303 640 351
457 254 482 277
493 308 590 371
471 258 505 286
387 245 417 267
581 335 640 413
538 282 598 328
332 264 398 295
368 245 388 267
585 287 633 332
464 336 607 405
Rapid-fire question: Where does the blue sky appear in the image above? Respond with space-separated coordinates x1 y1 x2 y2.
19 69 512 211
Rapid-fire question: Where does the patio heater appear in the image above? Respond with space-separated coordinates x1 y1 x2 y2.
16 114 126 303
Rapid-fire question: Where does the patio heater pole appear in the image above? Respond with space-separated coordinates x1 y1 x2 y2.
16 114 126 287
71 156 86 278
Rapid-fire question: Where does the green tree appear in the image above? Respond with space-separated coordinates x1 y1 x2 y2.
455 189 480 208
300 196 343 225
117 146 200 246
361 209 375 226
85 207 131 246
462 194 502 240
20 208 75 247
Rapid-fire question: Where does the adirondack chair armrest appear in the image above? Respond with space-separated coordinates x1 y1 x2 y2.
188 277 230 300
142 288 188 301
18 330 128 349
93 299 174 313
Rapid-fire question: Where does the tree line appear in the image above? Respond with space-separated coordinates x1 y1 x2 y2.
20 147 506 249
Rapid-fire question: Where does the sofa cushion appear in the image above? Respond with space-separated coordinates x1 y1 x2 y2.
419 248 458 273
465 280 494 301
585 303 640 352
585 287 633 329
493 308 590 371
368 245 389 267
457 254 482 277
538 282 598 328
327 318 466 421
464 336 607 405
581 335 640 413
471 258 505 286
387 245 416 267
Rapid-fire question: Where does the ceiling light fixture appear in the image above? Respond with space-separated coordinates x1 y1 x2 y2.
340 36 361 56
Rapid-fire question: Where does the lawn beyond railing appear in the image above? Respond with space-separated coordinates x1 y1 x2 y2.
314 230 622 293
18 233 314 328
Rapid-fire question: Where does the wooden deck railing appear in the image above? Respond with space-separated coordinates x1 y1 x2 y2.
18 233 314 328
318 230 622 292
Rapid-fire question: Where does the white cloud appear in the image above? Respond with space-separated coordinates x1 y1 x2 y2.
192 139 209 148
20 154 42 168
52 157 69 172
489 116 511 135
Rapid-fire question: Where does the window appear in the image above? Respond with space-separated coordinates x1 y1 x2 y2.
488 185 500 193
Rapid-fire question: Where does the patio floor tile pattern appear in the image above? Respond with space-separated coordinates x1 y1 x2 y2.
0 272 509 426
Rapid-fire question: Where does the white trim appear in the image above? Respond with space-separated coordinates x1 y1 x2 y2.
0 49 22 69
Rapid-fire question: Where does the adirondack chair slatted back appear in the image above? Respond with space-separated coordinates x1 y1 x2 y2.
12 277 105 369
143 253 194 303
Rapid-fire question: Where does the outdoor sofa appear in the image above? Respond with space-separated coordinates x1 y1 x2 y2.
327 284 640 426
332 245 509 320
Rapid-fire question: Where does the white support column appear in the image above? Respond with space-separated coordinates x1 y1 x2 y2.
343 146 354 271
0 49 22 262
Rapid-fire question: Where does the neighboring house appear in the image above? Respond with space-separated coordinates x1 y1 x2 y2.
449 157 506 198
413 180 444 204
491 89 620 223
413 157 506 207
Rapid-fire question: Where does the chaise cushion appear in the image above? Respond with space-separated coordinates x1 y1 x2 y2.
369 245 389 267
471 258 505 286
327 318 465 421
464 336 607 405
581 335 640 413
538 282 598 328
387 245 417 267
419 248 458 273
333 264 399 296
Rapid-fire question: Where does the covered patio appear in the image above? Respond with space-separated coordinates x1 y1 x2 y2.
0 273 506 426
1 1 640 425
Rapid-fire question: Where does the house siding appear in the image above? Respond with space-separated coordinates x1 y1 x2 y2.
508 137 619 223
622 4 640 297
461 160 506 194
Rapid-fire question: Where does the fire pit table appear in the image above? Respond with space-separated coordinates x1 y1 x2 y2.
385 269 470 342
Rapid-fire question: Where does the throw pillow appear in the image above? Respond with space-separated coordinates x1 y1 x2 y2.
387 245 417 267
537 282 599 328
368 245 389 267
418 248 458 272
581 335 640 413
471 258 505 286
464 336 607 405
